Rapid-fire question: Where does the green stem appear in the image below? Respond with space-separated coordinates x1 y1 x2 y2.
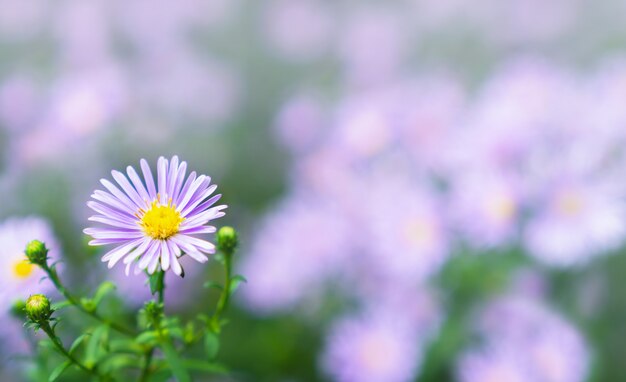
157 270 165 304
212 252 233 328
40 322 100 377
139 269 165 381
43 265 135 337
138 350 154 382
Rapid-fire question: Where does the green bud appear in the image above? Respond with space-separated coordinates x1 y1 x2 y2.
143 301 163 327
25 240 48 266
25 294 53 323
216 226 238 254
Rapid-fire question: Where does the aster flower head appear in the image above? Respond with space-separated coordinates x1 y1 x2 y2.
321 312 423 382
459 295 591 382
0 217 60 304
85 155 227 276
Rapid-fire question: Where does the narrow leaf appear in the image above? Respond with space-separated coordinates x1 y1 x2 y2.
93 281 116 306
181 359 228 374
84 325 109 368
229 275 247 294
161 338 191 382
51 300 72 311
203 281 223 291
49 360 71 382
69 333 91 355
204 332 220 360
135 331 159 346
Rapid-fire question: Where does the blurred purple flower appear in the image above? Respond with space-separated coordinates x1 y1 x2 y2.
365 177 449 283
0 217 60 354
0 0 49 40
524 179 625 267
337 5 410 88
273 92 327 153
449 170 521 248
239 195 352 313
264 0 333 61
321 311 423 382
460 295 590 382
0 75 40 132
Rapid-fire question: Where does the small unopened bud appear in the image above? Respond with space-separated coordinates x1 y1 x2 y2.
216 226 238 254
25 294 52 323
25 240 48 266
142 301 163 328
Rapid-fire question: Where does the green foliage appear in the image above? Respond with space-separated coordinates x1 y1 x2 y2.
204 332 220 360
23 231 243 381
48 360 71 382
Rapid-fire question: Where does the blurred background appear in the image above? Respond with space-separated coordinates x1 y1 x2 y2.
1 0 626 381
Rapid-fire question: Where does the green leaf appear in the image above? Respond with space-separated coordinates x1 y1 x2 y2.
229 275 247 294
84 325 109 368
109 339 145 354
51 300 72 311
203 281 223 291
161 337 191 382
49 360 71 382
183 322 195 344
204 332 219 360
39 340 57 351
99 353 141 373
148 271 164 296
135 331 159 346
93 281 116 306
80 298 96 313
181 359 227 374
69 333 91 355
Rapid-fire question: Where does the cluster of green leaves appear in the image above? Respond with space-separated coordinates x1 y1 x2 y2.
21 233 244 382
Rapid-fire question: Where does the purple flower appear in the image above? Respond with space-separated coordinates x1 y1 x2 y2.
458 347 531 382
0 217 60 306
321 312 422 382
524 179 625 267
84 155 227 276
264 0 333 61
239 195 352 313
459 295 591 382
449 170 521 248
365 177 450 283
337 5 409 88
0 217 60 356
273 92 327 153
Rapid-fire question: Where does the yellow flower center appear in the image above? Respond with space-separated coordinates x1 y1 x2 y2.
486 193 516 223
403 219 436 247
13 258 34 279
555 191 583 217
139 201 184 240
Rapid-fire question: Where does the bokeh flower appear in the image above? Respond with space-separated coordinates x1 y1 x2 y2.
0 216 60 358
524 179 626 266
85 155 227 276
458 295 591 382
0 217 60 308
321 311 423 382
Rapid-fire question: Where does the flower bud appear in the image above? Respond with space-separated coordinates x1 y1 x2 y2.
25 294 53 323
142 301 164 327
216 226 238 254
25 240 48 266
